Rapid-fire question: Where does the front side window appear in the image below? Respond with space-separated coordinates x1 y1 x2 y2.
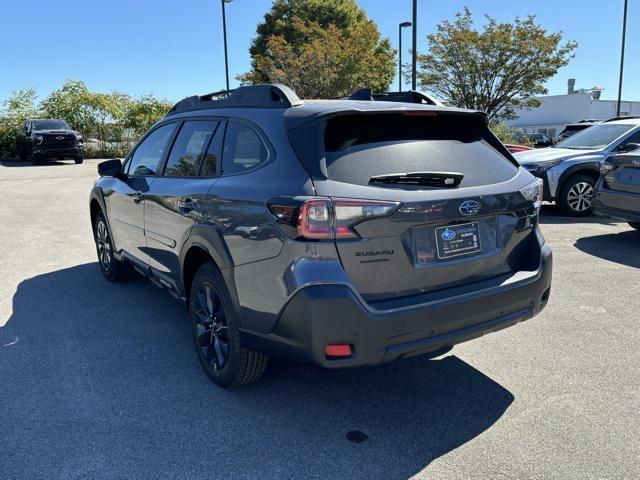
164 120 219 177
221 122 268 175
555 124 634 150
614 130 640 151
127 123 175 176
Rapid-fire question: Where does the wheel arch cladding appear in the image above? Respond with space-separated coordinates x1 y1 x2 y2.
558 163 600 192
90 199 101 227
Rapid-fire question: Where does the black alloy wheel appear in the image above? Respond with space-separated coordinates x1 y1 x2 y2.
193 282 230 371
94 212 129 281
189 263 268 388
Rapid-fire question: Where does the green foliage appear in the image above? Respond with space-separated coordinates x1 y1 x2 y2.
0 80 172 159
122 94 173 138
415 8 577 121
490 122 517 144
239 0 395 98
0 88 39 159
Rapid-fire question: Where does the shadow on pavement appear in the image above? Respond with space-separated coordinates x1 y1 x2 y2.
0 159 73 167
538 205 620 226
575 229 640 268
0 263 514 479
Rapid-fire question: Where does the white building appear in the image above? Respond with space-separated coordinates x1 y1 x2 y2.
504 79 640 137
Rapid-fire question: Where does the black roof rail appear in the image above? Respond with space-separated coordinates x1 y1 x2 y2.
345 88 439 105
604 115 640 122
165 84 303 117
347 88 375 100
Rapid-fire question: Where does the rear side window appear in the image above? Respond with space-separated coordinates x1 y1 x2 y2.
164 120 218 177
127 123 175 176
221 122 268 175
321 113 517 188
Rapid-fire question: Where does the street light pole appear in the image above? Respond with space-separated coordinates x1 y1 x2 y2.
221 0 234 92
398 22 412 91
616 0 628 117
411 0 417 90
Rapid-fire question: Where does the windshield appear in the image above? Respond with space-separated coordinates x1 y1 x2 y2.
555 124 634 150
32 120 70 130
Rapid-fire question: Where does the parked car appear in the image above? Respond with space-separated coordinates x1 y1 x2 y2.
555 119 600 143
593 150 640 230
15 119 84 164
525 133 554 148
515 116 640 216
89 84 552 388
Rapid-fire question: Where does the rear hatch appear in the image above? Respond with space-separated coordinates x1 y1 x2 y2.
287 110 540 304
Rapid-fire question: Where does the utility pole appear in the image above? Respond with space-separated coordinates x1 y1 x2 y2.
399 22 412 91
221 0 234 92
411 0 418 90
616 0 628 117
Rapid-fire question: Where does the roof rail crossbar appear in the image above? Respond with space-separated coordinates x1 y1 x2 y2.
165 84 303 117
347 88 374 101
199 89 235 101
345 88 439 105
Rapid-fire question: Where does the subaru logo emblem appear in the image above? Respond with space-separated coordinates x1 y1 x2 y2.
441 229 456 241
459 200 481 216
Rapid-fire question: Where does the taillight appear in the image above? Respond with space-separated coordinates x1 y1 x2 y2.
519 178 543 211
298 199 332 239
267 197 400 241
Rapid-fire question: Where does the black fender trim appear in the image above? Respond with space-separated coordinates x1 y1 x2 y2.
179 223 246 326
557 162 600 195
88 188 123 260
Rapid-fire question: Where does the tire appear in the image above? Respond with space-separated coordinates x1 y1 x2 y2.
32 153 44 165
75 154 84 164
189 263 268 388
558 173 596 216
26 147 35 164
628 222 640 231
17 143 27 162
94 212 130 281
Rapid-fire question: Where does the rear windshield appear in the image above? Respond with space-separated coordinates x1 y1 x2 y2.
318 113 517 188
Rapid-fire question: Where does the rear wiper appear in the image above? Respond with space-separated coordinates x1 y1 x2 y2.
369 171 464 187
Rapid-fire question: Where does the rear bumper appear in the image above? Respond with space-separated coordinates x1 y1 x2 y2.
593 186 640 222
243 237 553 368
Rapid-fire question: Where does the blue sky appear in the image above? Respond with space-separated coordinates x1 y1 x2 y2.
1 0 638 103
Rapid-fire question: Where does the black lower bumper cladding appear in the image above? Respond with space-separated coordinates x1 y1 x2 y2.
243 238 553 369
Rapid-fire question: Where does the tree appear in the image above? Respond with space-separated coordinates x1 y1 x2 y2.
0 88 40 159
239 0 395 98
414 9 577 120
122 95 173 138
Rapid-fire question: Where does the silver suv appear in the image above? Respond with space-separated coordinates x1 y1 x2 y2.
515 117 640 215
89 84 552 388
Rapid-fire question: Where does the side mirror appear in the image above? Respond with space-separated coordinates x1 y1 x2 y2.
98 159 123 177
616 142 640 153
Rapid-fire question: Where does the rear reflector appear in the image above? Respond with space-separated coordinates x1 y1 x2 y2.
325 344 353 358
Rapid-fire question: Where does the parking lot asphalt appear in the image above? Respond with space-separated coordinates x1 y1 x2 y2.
1 159 639 480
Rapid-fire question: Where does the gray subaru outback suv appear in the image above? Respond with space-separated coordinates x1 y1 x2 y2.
89 84 552 388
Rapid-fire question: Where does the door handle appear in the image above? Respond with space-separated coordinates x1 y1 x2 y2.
178 198 196 215
133 192 144 203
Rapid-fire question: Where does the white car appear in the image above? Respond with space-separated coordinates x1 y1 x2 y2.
515 117 640 215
